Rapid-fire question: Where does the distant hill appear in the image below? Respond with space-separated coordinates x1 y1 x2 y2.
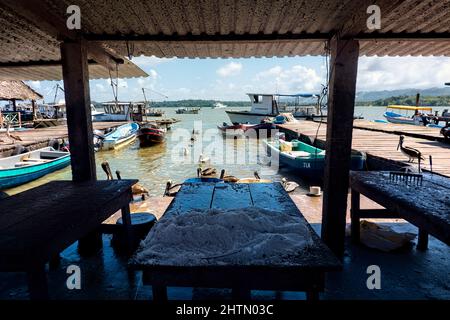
356 87 450 102
358 95 450 107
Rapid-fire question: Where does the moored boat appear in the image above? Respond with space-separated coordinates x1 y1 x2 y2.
225 93 321 124
265 139 365 179
383 105 433 125
217 122 275 138
138 124 166 146
100 122 139 151
175 107 200 114
0 147 71 190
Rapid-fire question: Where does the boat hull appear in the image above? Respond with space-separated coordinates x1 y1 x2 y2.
138 130 165 146
265 141 365 179
225 110 276 124
100 122 139 150
0 152 71 190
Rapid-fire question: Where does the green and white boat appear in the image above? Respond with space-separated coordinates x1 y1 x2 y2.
265 139 366 179
0 147 70 190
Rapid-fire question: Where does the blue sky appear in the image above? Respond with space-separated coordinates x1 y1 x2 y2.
26 55 450 102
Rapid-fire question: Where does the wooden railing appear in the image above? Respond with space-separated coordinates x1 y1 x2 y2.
0 111 22 128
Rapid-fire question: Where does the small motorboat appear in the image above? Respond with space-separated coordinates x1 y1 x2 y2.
265 139 366 179
100 122 139 151
0 147 71 190
383 105 433 125
217 122 275 138
138 123 166 146
175 107 200 114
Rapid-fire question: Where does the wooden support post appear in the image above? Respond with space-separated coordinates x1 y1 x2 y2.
321 36 360 258
152 285 168 301
60 40 96 182
12 99 17 112
351 189 361 243
27 263 49 300
31 100 37 120
417 228 429 250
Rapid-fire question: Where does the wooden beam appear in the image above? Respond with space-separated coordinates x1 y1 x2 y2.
2 0 123 70
321 36 360 258
0 60 100 68
60 40 96 182
84 32 331 42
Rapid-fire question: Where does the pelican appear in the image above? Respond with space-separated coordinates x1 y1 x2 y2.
197 167 217 177
115 170 149 198
199 154 210 164
254 171 261 180
397 135 424 163
281 178 299 193
164 180 182 197
101 161 114 180
219 169 239 183
6 123 22 142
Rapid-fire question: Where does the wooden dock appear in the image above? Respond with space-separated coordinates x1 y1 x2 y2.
0 122 125 156
278 120 450 177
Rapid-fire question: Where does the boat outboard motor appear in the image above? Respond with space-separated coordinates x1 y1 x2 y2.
11 144 29 155
48 138 61 150
441 125 450 141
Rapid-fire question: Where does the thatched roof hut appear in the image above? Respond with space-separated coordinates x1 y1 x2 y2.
0 81 43 101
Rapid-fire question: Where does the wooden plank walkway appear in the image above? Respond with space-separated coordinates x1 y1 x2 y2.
350 119 444 142
0 122 125 155
278 121 450 177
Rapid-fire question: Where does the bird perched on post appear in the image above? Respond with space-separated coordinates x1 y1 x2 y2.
397 135 424 163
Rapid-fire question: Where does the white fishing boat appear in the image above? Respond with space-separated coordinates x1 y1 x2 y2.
93 102 133 122
225 93 321 124
383 105 433 125
100 122 139 150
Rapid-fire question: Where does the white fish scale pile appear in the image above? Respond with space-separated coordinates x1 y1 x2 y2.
135 207 313 266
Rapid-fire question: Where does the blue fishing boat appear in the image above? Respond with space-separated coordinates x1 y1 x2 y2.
265 139 366 179
100 122 139 151
0 147 71 190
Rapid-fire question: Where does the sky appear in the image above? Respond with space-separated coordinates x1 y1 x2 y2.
26 55 450 102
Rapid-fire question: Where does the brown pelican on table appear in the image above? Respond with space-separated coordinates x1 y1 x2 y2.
197 167 217 177
164 180 182 197
219 169 239 183
101 161 149 199
281 177 299 193
397 135 424 163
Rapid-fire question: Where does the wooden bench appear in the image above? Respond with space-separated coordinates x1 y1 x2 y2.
0 179 137 299
131 182 341 300
350 171 450 250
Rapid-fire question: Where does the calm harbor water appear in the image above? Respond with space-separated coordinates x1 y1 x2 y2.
6 106 449 196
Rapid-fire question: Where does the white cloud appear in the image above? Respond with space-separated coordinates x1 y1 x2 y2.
357 56 450 91
217 62 242 77
253 64 324 94
132 55 175 68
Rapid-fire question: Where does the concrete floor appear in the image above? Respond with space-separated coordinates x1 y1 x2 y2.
1 222 448 300
1 194 448 300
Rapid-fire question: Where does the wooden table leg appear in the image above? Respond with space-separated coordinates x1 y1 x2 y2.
78 229 103 255
351 189 361 243
152 285 168 301
306 290 319 301
121 204 133 254
417 228 429 250
232 287 251 300
27 263 49 300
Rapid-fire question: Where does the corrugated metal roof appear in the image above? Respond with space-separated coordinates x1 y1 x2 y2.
0 80 43 100
0 59 148 81
0 0 450 71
